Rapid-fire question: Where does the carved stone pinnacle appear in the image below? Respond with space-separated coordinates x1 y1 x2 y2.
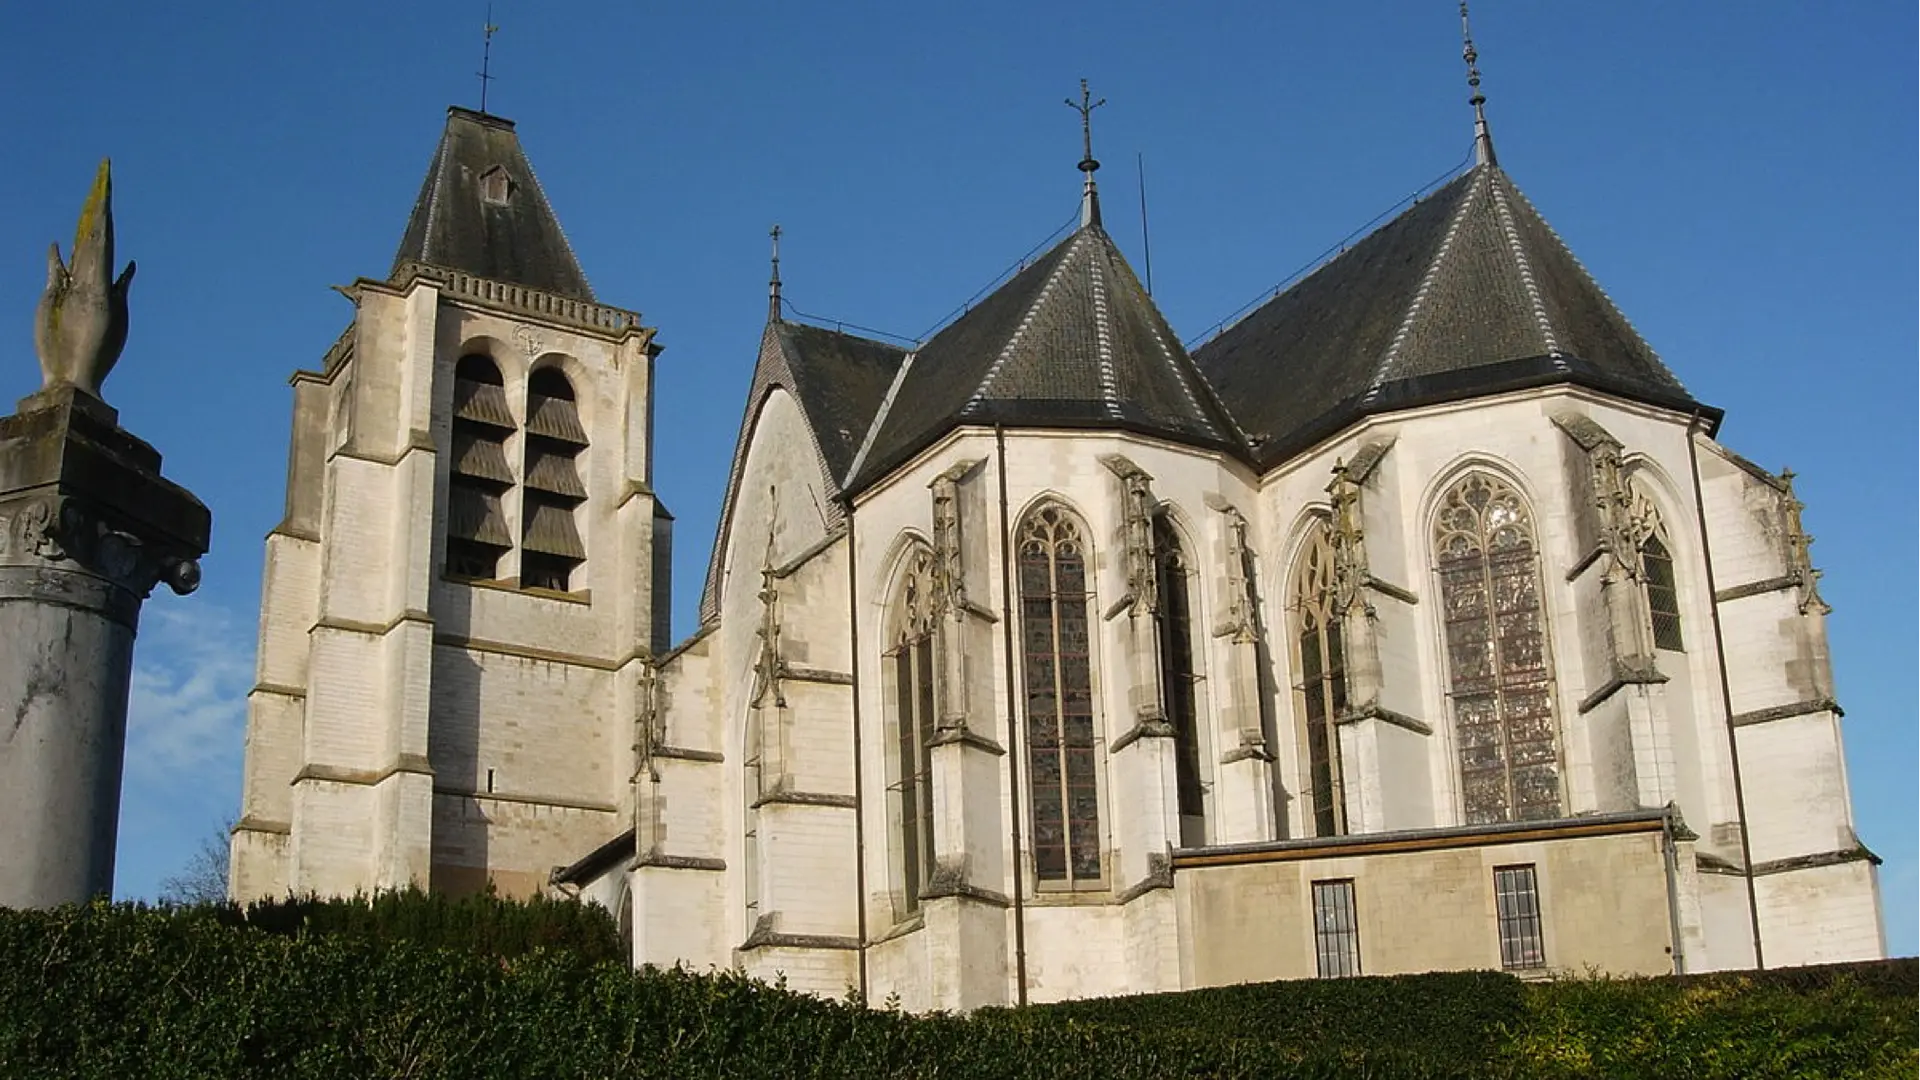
34 160 136 402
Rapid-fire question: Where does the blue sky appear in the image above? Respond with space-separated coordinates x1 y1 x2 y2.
2 3 1911 956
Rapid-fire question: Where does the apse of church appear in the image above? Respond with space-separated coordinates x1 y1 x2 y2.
237 27 1882 1010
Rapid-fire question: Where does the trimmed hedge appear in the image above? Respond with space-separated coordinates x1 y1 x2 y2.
0 899 1911 1079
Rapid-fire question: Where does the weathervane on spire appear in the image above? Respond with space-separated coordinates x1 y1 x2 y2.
1459 2 1497 166
1066 79 1106 226
478 5 500 115
768 224 783 321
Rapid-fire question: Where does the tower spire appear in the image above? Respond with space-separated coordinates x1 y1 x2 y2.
1460 1 1496 167
768 224 782 322
1066 79 1106 228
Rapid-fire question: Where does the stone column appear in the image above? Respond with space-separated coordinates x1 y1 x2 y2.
0 387 208 907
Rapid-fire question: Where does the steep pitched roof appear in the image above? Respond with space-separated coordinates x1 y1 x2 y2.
697 318 908 622
1193 164 1708 468
847 221 1246 490
391 106 595 300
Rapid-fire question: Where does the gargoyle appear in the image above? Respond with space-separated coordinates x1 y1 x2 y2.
34 160 136 401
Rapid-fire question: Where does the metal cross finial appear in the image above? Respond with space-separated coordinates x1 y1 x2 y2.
768 224 782 320
478 5 500 114
1459 1 1497 166
1066 78 1106 174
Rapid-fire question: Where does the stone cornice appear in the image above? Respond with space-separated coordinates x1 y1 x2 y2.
1730 697 1843 728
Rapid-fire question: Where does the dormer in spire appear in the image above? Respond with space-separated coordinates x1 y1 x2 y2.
1067 79 1106 228
1460 2 1497 167
391 106 595 300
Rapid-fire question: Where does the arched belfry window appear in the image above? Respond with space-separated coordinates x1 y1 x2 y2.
1018 505 1101 887
1290 520 1347 837
1638 510 1683 652
1434 473 1562 825
521 367 588 592
887 547 938 917
447 354 515 580
1152 515 1207 847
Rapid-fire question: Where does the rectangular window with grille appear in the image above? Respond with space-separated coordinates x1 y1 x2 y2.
1493 864 1546 970
1311 879 1361 978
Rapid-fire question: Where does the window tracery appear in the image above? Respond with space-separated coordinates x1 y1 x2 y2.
1434 473 1561 824
1018 505 1101 886
1640 516 1683 652
1290 520 1347 837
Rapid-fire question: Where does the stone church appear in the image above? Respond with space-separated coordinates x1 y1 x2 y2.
230 55 1885 1007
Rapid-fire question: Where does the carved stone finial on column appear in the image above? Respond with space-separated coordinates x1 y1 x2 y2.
3 162 209 909
1326 459 1371 618
1778 469 1831 616
1100 455 1158 617
34 161 136 403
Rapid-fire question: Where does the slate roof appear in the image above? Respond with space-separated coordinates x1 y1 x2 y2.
1193 163 1708 468
846 216 1247 490
391 106 595 300
697 316 908 622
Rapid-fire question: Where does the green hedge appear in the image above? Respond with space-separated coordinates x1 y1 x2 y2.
0 899 1910 1079
194 886 624 964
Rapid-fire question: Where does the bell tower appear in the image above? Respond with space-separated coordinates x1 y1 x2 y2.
231 107 670 900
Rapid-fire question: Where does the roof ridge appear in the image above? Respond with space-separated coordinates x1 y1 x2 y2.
1087 242 1124 419
420 134 452 266
966 230 1086 409
1366 169 1483 400
842 344 918 486
1098 235 1231 442
1486 169 1565 365
513 135 595 300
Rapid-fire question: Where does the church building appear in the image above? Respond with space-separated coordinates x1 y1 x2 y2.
231 32 1884 1008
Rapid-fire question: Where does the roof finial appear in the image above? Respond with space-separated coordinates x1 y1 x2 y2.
768 224 782 322
478 5 499 115
1460 1 1496 167
1065 78 1106 228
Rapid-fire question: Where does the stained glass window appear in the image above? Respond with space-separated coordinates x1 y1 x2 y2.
887 550 938 916
1019 506 1102 887
1291 521 1347 837
1153 515 1207 847
1434 473 1562 825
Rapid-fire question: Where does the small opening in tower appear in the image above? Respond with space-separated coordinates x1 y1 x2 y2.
479 166 512 206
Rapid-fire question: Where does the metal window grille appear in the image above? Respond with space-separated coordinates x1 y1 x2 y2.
1434 474 1562 825
1311 879 1361 978
1019 506 1102 888
1641 534 1684 652
1493 864 1546 970
1291 523 1348 837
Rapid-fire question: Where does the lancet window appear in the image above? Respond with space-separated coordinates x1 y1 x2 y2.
446 354 515 580
1018 505 1102 887
520 366 588 592
886 547 939 917
1434 473 1561 825
1639 517 1683 652
1290 520 1347 837
1152 515 1207 847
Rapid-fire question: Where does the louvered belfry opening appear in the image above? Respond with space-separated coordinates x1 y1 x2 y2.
447 354 516 579
520 366 588 592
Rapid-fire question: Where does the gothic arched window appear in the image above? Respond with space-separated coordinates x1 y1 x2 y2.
1153 515 1207 847
1018 505 1101 887
447 354 515 580
521 366 587 592
1434 473 1562 825
1640 520 1683 653
1290 520 1347 837
887 548 938 917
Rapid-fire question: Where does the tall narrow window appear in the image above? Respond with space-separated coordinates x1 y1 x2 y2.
1153 515 1206 848
447 354 515 580
1493 864 1546 970
521 367 587 592
1434 473 1561 825
1641 528 1683 652
1019 505 1101 887
1312 878 1361 977
887 550 938 918
1290 522 1347 837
